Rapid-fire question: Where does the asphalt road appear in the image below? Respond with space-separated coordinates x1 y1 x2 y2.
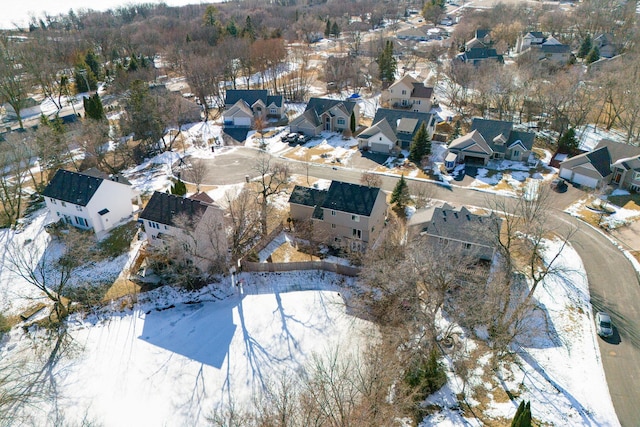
191 147 640 426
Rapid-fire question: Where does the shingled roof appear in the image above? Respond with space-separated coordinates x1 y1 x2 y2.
372 108 435 148
321 181 381 217
224 90 284 108
289 185 327 208
298 98 358 126
470 118 535 154
423 204 502 248
139 191 209 226
42 169 104 206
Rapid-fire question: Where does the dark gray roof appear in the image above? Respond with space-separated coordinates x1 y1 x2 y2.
528 31 544 38
225 90 283 108
289 185 327 208
411 83 433 99
321 181 381 217
301 98 358 126
424 205 501 247
42 169 104 206
595 139 640 163
139 191 208 226
470 118 535 154
372 108 435 148
464 47 502 60
586 147 614 177
475 29 491 39
540 44 570 54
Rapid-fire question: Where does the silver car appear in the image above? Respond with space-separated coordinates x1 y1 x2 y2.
596 312 613 338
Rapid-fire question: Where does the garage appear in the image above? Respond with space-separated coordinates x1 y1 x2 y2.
559 165 602 189
369 142 392 154
569 171 600 188
232 116 251 127
461 154 487 165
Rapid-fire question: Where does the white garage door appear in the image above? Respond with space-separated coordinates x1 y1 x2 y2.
559 167 573 180
369 142 391 153
572 173 599 188
234 116 251 127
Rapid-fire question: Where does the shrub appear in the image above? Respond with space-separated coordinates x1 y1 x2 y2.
0 313 10 335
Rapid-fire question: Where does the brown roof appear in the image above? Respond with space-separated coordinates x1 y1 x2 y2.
411 83 434 99
189 192 215 205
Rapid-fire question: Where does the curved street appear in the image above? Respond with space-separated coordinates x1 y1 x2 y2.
195 147 640 426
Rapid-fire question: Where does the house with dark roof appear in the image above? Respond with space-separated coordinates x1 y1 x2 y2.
380 74 435 113
455 47 503 66
357 108 436 153
418 204 502 261
289 98 359 137
288 180 387 252
43 169 136 234
560 139 640 189
447 118 535 165
465 29 493 51
515 32 572 66
139 191 228 270
223 89 284 128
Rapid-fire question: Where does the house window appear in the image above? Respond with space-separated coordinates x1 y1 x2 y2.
148 221 160 229
352 228 362 239
75 205 83 212
50 198 57 204
61 201 66 207
633 171 640 181
352 214 360 222
331 210 336 216
75 216 88 227
416 100 421 105
439 237 449 245
512 150 520 158
337 118 345 126
464 243 472 250
331 224 336 229
269 108 277 114
401 90 407 95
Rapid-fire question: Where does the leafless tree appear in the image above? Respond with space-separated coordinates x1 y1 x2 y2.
224 187 262 260
0 36 31 129
360 172 382 188
183 50 226 122
252 154 290 236
0 134 33 226
409 182 435 209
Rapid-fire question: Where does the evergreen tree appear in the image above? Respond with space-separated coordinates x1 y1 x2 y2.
74 61 98 92
242 16 256 40
377 40 397 82
511 400 532 427
226 20 238 37
203 5 218 27
324 19 331 38
409 122 431 164
84 50 102 80
350 112 356 133
391 174 410 208
586 46 600 64
171 180 187 196
557 128 578 152
83 93 106 121
450 120 462 142
331 21 340 37
578 34 592 59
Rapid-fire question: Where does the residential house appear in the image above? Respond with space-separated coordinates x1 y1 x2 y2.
465 29 492 51
223 89 284 128
559 139 640 190
447 118 535 165
593 33 619 59
455 47 503 66
289 98 359 137
418 204 502 261
288 180 387 252
139 191 228 271
516 33 572 66
380 74 435 113
357 108 436 153
396 26 441 42
43 169 136 234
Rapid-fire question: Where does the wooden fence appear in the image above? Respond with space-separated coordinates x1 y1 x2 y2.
241 259 361 277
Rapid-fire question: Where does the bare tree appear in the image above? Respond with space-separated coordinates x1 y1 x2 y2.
0 135 33 226
0 36 31 129
252 154 290 236
183 50 225 122
360 172 382 188
224 187 262 260
409 182 435 209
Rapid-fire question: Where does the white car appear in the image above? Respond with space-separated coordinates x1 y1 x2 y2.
595 312 613 338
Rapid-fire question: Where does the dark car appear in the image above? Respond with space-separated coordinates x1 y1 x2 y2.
281 132 299 144
550 178 568 192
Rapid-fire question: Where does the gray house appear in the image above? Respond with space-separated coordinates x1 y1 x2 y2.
223 89 284 127
419 204 502 261
289 181 387 252
358 108 436 153
447 118 535 165
289 98 359 136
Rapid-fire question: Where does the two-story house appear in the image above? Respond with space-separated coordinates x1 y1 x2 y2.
288 181 387 252
380 75 435 113
139 191 228 272
357 108 436 153
43 169 136 234
447 118 534 165
223 89 285 128
289 98 359 137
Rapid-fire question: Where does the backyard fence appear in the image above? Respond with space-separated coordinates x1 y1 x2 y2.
241 259 360 277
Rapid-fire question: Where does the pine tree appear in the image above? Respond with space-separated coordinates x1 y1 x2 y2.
325 20 331 38
585 45 600 64
350 112 356 133
83 93 106 121
226 20 238 37
450 120 462 142
331 21 340 38
557 128 578 152
377 40 397 82
84 50 102 80
242 16 256 40
578 34 592 59
171 180 187 196
409 122 430 164
511 400 532 427
391 174 410 208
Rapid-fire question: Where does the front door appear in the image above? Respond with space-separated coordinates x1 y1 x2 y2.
613 170 622 184
325 116 331 131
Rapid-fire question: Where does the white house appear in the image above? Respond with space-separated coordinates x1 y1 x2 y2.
43 169 136 234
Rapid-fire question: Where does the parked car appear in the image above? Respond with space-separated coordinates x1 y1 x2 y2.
595 312 613 338
281 132 299 144
297 134 312 144
550 178 568 192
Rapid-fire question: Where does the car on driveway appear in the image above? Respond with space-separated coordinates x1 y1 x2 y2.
297 134 312 144
550 178 568 192
281 132 299 144
596 311 614 338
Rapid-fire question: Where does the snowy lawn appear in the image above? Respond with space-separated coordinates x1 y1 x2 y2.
2 272 373 426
